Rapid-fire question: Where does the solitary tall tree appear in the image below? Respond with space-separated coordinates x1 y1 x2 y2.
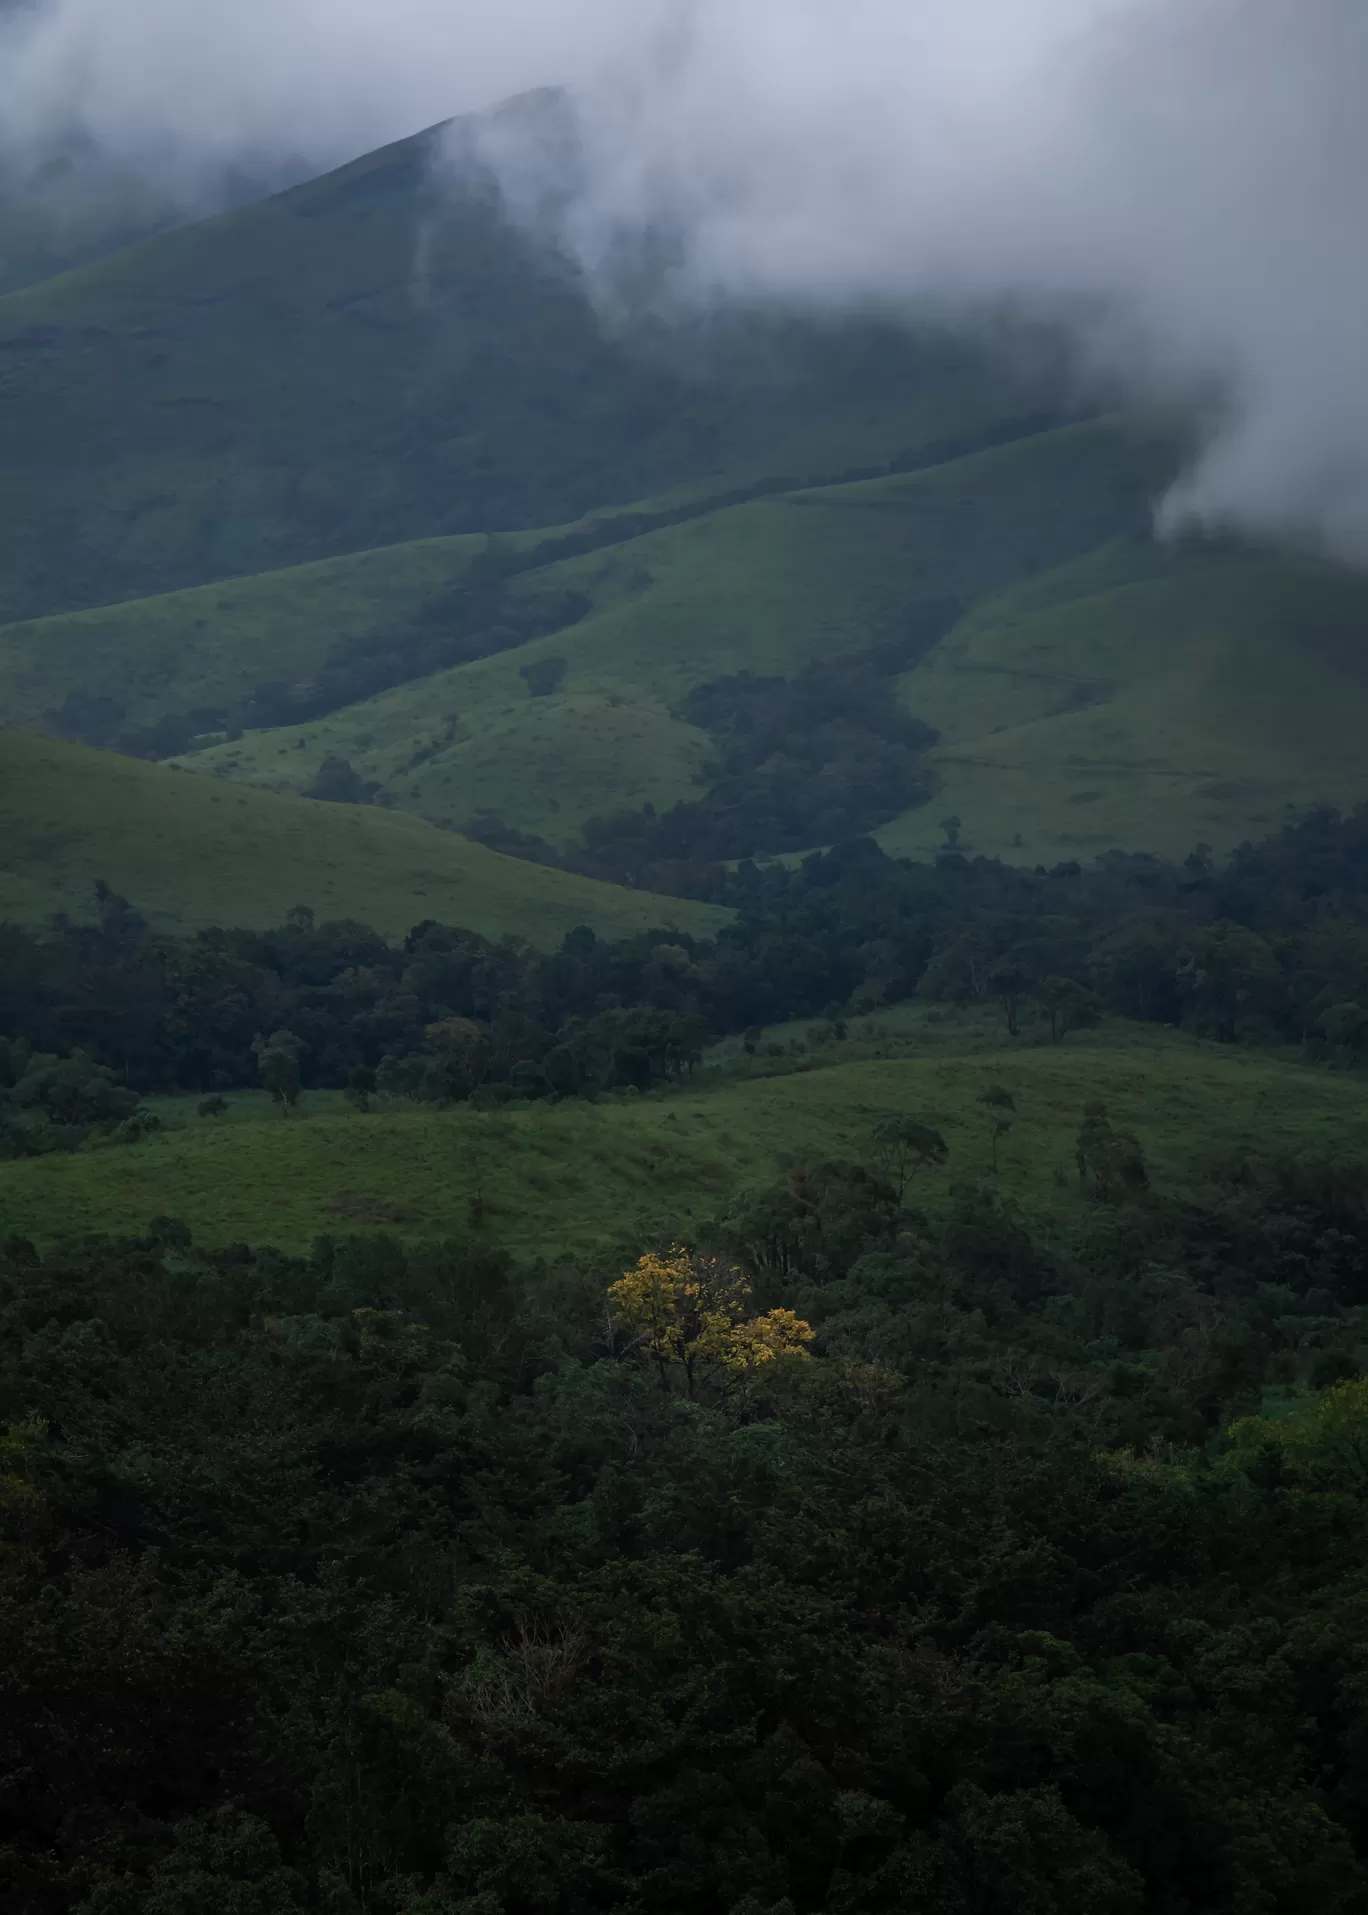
870 1114 949 1203
252 1030 304 1116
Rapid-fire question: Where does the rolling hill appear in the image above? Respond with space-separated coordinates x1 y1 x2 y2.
0 102 1364 907
0 526 500 746
150 418 1368 867
6 403 1368 871
0 98 1052 628
885 538 1368 864
0 728 727 940
9 95 1368 1915
181 416 1171 841
0 412 1176 834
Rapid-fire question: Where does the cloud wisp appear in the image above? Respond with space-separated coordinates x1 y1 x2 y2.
481 0 1368 560
4 0 1368 557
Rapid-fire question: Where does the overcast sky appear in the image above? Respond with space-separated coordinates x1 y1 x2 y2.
3 0 1368 559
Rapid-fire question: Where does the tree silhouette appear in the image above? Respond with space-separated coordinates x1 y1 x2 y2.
979 1085 1017 1172
1041 975 1102 1043
871 1114 949 1203
1075 1103 1148 1201
252 1030 304 1116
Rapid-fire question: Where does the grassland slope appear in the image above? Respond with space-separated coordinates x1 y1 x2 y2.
0 729 727 940
175 416 1178 841
0 102 1047 625
0 529 498 742
883 539 1368 865
0 414 1159 773
0 1026 1362 1257
9 410 1368 871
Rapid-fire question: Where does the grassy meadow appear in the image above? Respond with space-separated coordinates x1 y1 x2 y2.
0 728 728 939
884 539 1368 865
4 1022 1365 1259
7 410 1365 874
0 531 495 739
178 417 1176 842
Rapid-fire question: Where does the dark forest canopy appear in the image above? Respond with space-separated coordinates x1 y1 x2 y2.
7 807 1368 1140
7 1148 1368 1910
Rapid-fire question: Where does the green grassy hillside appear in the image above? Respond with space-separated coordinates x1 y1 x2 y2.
0 104 1046 626
0 172 168 298
2 111 1363 895
6 408 1366 871
0 728 727 940
175 417 1368 867
0 152 260 299
0 528 496 741
1 1025 1362 1257
173 416 1176 841
883 539 1368 865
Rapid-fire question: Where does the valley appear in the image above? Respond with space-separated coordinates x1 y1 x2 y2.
4 80 1368 1915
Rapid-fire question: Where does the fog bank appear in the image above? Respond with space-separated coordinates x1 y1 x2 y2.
4 0 1368 556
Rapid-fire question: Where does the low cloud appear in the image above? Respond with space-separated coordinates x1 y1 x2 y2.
0 0 633 184
5 0 1368 558
480 0 1368 561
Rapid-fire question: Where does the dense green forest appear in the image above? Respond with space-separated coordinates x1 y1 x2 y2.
5 815 1368 1909
8 805 1368 1150
8 1117 1368 1911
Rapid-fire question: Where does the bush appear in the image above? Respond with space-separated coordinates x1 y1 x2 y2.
15 1050 140 1128
519 655 568 698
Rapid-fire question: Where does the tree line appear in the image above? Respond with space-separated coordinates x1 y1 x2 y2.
7 806 1368 1152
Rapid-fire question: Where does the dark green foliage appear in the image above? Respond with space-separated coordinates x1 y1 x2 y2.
870 1115 950 1202
1075 1105 1149 1201
14 804 1368 1108
520 655 569 699
11 1050 139 1128
8 1151 1368 1909
102 575 593 759
241 579 591 736
253 1030 305 1115
0 1035 157 1158
303 755 379 805
553 630 951 878
38 691 130 751
345 1067 378 1114
725 1161 904 1287
1041 975 1102 1043
80 1809 305 1915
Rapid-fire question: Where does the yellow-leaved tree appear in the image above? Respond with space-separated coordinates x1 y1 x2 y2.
609 1248 814 1398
